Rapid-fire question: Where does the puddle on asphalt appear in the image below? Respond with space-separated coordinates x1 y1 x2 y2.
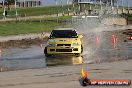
0 46 46 70
0 46 84 71
46 55 83 66
0 40 131 71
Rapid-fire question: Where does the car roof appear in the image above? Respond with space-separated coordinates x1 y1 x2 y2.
53 28 76 31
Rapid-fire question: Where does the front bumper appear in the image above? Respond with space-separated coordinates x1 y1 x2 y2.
47 46 81 54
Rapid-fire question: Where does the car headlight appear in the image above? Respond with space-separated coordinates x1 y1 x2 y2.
48 44 56 46
72 43 80 46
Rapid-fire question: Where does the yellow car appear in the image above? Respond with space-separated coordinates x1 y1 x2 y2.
44 28 83 57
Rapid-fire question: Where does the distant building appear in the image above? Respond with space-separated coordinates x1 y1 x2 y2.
0 1 8 8
17 0 42 7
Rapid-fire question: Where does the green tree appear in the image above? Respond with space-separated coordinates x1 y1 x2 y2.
5 0 15 10
5 0 15 4
73 0 82 3
102 0 118 5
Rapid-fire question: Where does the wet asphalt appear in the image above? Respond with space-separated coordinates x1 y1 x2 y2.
0 33 131 71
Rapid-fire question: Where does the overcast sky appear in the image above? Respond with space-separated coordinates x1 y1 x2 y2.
0 0 132 7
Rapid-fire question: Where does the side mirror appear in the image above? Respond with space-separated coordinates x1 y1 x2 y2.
48 37 51 39
78 35 83 38
48 36 54 39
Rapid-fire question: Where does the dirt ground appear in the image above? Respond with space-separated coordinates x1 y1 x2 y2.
0 38 48 48
0 59 131 88
0 32 49 48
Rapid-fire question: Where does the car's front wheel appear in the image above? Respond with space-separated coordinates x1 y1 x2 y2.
44 47 52 57
74 45 83 56
75 53 80 57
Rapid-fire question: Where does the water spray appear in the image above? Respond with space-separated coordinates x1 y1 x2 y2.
71 0 132 63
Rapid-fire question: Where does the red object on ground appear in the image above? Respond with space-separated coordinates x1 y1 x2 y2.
112 34 117 46
127 36 132 40
96 36 100 47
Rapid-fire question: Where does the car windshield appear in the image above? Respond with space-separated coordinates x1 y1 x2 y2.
50 30 78 38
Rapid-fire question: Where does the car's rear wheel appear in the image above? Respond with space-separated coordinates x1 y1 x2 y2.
81 45 83 53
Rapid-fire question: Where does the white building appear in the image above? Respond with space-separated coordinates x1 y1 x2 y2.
17 0 42 7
